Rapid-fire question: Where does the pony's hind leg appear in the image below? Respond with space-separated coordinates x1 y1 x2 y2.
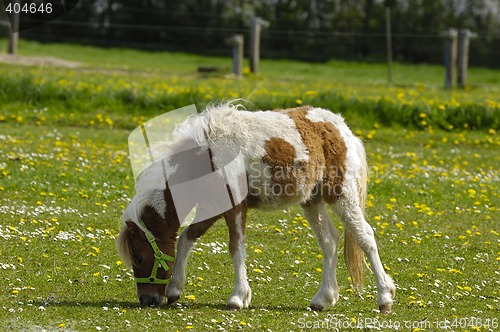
166 216 219 305
301 199 340 311
224 203 251 310
333 197 396 313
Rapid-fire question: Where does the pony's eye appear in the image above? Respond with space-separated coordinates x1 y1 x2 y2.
135 256 144 265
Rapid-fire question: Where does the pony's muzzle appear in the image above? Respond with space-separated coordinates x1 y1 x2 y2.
139 293 164 307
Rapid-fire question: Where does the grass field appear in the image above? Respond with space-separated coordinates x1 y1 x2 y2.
1 39 500 131
0 40 499 331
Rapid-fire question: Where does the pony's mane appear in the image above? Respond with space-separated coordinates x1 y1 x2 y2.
116 223 133 268
121 101 245 227
173 100 245 144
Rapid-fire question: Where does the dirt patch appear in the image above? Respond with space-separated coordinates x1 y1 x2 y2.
0 54 80 68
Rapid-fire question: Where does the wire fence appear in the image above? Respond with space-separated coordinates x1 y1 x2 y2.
1 14 499 67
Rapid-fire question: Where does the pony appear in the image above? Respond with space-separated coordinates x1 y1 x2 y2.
117 102 396 312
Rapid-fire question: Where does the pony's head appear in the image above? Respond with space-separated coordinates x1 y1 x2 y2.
117 200 180 306
116 138 205 306
117 107 240 306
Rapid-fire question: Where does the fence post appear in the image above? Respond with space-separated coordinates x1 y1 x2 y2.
226 34 244 77
442 28 458 89
7 1 20 55
457 29 477 88
249 17 269 74
385 7 393 85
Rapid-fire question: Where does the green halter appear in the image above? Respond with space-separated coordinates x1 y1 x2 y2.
134 220 175 285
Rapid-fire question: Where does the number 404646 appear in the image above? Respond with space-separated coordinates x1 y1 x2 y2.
5 2 53 14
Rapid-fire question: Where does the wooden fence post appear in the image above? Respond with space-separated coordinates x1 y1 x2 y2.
7 1 20 55
385 7 393 85
226 34 244 77
457 29 477 88
442 28 458 89
249 17 269 74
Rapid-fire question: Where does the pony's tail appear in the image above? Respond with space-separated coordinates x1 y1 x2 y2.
344 229 364 289
344 139 368 290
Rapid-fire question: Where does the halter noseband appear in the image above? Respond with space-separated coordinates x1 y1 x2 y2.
134 220 175 285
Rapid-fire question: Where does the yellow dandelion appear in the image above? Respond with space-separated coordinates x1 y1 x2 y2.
448 268 462 274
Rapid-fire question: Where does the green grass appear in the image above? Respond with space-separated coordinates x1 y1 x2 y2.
1 40 500 131
0 40 499 331
0 122 498 331
2 39 500 86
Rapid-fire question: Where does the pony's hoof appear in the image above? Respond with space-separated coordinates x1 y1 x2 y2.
379 304 392 314
227 291 251 310
226 298 243 310
226 303 242 311
167 296 180 306
309 304 324 311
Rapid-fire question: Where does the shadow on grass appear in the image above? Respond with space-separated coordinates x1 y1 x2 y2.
30 299 306 312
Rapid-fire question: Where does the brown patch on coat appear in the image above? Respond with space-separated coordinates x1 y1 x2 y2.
276 106 347 204
261 137 301 197
262 137 296 167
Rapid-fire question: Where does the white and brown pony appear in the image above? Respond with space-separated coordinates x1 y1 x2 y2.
117 103 396 312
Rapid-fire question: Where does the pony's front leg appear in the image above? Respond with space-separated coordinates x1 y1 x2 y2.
224 204 251 310
166 217 218 305
166 230 193 305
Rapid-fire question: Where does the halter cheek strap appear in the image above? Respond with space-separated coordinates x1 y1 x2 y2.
134 220 175 285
